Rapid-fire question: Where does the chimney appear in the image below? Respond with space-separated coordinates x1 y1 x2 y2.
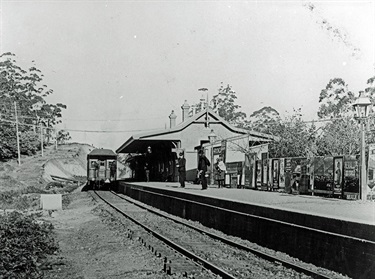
169 110 177 128
200 95 206 110
181 100 190 122
190 104 196 116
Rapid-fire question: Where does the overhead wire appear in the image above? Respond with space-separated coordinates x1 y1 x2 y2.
0 111 166 122
0 107 370 134
0 117 161 133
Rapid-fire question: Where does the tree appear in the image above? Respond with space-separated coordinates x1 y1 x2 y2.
0 53 67 159
317 78 355 119
37 103 67 144
247 106 281 134
365 76 375 100
56 130 71 145
245 106 316 158
316 78 360 156
315 118 359 156
267 109 317 158
190 83 247 128
211 83 247 127
362 75 375 144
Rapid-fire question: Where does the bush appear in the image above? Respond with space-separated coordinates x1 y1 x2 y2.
0 190 19 209
13 195 32 211
21 186 49 195
0 126 40 160
45 182 64 190
19 131 40 156
0 212 59 278
0 191 34 211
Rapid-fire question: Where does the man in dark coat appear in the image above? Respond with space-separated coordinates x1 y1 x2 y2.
110 161 117 180
145 146 152 182
198 149 210 190
177 152 186 188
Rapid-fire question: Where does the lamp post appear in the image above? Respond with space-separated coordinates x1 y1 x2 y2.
208 129 217 185
352 91 372 201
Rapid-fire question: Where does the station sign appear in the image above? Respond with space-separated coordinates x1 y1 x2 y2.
213 146 221 155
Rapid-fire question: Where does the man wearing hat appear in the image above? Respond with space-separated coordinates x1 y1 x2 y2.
198 149 210 190
145 146 152 182
177 151 186 188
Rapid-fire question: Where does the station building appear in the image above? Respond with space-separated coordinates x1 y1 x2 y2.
116 101 275 184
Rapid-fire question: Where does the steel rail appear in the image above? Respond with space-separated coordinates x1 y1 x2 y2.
110 190 336 279
93 190 238 279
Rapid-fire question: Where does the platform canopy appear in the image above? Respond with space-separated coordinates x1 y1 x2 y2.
116 138 179 154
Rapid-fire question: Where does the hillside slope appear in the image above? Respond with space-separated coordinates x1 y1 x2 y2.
0 143 94 193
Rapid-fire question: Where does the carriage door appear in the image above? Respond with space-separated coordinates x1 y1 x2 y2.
106 160 114 180
89 159 98 180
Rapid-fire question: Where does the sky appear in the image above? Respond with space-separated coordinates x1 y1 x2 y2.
1 0 374 150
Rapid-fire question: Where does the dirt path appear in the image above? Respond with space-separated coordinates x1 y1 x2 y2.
42 191 169 279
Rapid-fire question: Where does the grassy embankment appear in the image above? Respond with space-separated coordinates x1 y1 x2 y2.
0 143 92 278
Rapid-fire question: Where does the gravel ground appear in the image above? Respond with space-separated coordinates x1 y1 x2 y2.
38 188 357 278
111 191 351 279
42 191 170 279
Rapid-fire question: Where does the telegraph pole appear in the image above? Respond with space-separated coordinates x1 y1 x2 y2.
40 122 44 157
55 129 58 150
14 102 21 165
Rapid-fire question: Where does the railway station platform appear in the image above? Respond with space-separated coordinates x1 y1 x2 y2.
115 181 375 278
119 181 375 225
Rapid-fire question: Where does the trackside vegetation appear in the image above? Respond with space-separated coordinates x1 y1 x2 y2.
0 212 59 278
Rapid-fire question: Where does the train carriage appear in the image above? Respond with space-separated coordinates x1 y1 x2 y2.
87 148 117 190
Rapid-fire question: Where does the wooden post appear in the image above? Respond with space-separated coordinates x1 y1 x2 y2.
361 121 367 201
55 129 58 150
40 122 43 157
14 102 21 165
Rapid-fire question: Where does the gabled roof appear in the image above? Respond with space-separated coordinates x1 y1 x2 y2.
116 109 277 153
88 148 117 157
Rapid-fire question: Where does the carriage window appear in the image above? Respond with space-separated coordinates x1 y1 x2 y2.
100 161 105 166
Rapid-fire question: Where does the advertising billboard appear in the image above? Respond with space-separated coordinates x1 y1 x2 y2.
272 159 279 189
279 158 285 188
343 155 359 199
256 160 262 189
333 157 343 197
312 157 333 195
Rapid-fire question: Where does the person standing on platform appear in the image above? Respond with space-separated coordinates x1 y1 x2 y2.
177 151 186 188
216 157 226 188
145 146 152 182
110 161 117 180
198 149 210 190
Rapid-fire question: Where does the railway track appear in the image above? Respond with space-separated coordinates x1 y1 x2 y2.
92 190 346 279
92 191 217 279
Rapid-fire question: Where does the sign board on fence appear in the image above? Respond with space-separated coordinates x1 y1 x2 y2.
40 194 62 210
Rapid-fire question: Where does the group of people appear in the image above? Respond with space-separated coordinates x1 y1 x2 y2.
144 146 226 189
176 149 226 190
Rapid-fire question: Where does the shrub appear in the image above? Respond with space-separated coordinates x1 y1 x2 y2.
45 182 64 190
21 186 49 195
0 211 59 278
0 190 19 209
